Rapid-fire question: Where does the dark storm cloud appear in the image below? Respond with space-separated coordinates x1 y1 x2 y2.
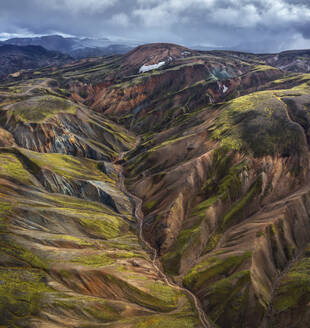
1 0 310 52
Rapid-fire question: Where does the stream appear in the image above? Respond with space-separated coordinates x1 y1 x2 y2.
117 152 213 328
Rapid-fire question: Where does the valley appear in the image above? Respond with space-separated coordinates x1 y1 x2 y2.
1 43 310 327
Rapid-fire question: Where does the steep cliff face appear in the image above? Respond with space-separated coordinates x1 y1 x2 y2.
2 43 310 327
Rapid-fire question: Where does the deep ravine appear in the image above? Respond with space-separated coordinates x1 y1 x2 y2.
116 148 213 328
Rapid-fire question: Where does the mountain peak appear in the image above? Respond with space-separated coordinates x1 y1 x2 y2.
123 43 196 67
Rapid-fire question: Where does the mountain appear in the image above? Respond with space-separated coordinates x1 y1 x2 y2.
1 34 136 58
70 44 134 59
265 49 310 72
2 35 77 52
0 44 72 79
1 43 310 327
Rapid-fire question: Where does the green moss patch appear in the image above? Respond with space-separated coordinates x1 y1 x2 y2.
221 176 262 229
149 135 192 152
19 148 114 183
0 238 48 269
0 152 34 185
78 212 129 240
162 153 253 275
132 314 198 328
0 199 12 232
203 232 223 254
144 199 157 211
44 192 116 215
51 295 121 323
71 254 115 267
96 273 182 312
0 268 51 326
252 65 279 72
204 270 252 325
212 90 306 158
8 95 77 123
198 148 247 204
132 280 182 312
273 73 310 85
162 224 202 275
273 246 310 312
192 196 219 219
183 251 251 290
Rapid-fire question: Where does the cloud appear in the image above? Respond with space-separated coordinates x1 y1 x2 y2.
37 0 119 13
0 0 310 52
110 13 130 27
210 4 261 28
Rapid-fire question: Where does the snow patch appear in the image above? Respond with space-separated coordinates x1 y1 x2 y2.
223 84 228 93
139 61 165 73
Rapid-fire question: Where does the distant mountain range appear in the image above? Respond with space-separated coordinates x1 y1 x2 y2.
0 44 71 79
0 34 136 59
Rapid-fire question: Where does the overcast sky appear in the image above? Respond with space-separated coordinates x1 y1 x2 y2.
1 0 310 52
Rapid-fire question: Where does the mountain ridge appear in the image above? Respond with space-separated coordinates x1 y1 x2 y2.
1 34 136 58
0 44 72 79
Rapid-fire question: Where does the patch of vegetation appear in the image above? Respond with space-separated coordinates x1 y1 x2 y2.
0 238 48 270
77 212 129 240
162 151 252 274
0 152 34 184
132 314 198 328
19 148 114 183
44 192 117 215
212 89 306 160
205 270 253 325
149 135 192 152
71 254 115 267
192 196 220 219
203 232 223 254
96 273 181 312
273 245 310 312
103 234 142 252
52 295 121 322
70 249 147 267
0 268 51 326
221 176 262 229
0 200 12 232
9 95 77 123
252 65 279 72
273 73 310 85
183 251 251 290
162 224 202 275
144 199 157 211
51 234 94 246
199 147 246 202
